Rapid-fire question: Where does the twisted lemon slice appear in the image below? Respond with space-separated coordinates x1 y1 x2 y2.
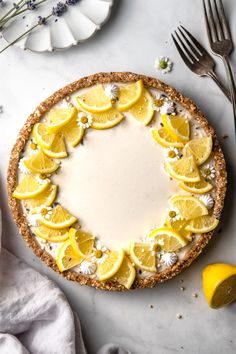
183 137 212 166
97 249 125 281
76 85 112 113
186 215 219 233
24 184 58 210
148 227 187 252
128 88 154 125
170 195 208 220
40 204 77 229
179 179 213 194
34 225 69 242
69 228 95 258
152 128 185 148
47 107 77 134
56 239 83 271
117 80 143 111
13 175 50 199
23 150 59 174
162 114 190 142
112 256 136 289
164 156 200 182
33 123 55 149
129 242 156 272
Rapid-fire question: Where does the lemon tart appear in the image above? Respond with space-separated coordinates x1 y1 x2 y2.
8 72 227 291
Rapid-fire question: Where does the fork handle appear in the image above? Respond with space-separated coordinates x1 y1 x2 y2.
208 71 231 102
222 55 236 135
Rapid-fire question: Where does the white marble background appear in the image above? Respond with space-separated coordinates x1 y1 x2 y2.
0 0 236 353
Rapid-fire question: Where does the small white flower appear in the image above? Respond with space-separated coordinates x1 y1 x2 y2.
29 138 39 154
199 194 214 209
153 94 166 112
104 84 120 101
35 175 50 185
80 260 97 275
164 147 180 161
161 252 178 267
27 213 40 227
155 56 173 74
31 206 53 223
167 207 181 222
201 164 216 180
77 112 93 129
18 158 31 175
160 100 176 115
91 243 108 264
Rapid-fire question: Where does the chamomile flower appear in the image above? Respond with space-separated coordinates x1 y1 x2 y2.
164 147 180 161
29 138 39 153
155 56 173 74
91 243 108 264
153 94 166 112
77 112 93 129
201 164 216 180
167 207 181 222
18 158 31 175
160 100 176 115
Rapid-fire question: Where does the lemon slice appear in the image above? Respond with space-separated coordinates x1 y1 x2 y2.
40 204 77 229
162 114 190 142
76 85 112 113
185 215 219 233
56 239 83 272
13 175 50 199
91 107 124 130
148 227 187 252
183 137 212 165
112 256 136 289
202 263 236 309
129 242 156 272
23 150 59 174
117 80 143 111
128 88 154 125
179 179 213 194
34 225 69 242
69 228 95 258
61 117 84 147
24 184 58 210
47 107 76 134
43 133 68 158
97 249 125 281
164 156 200 182
33 123 55 149
165 219 192 241
170 195 208 220
152 128 185 148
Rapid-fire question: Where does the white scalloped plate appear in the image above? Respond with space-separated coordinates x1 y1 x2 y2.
1 0 113 52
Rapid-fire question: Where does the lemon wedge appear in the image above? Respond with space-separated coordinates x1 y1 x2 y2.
112 256 136 289
165 219 192 241
47 107 77 134
76 85 112 113
162 114 190 142
170 195 208 220
34 225 69 242
91 107 124 130
164 156 200 182
40 204 77 229
69 228 95 258
61 117 84 147
13 175 50 199
24 184 58 210
179 179 213 194
129 242 156 272
56 239 83 272
185 215 219 233
183 136 212 165
148 227 187 252
117 80 143 111
43 133 68 158
97 249 125 281
128 88 154 125
152 128 185 148
23 150 59 174
33 123 55 149
202 263 236 309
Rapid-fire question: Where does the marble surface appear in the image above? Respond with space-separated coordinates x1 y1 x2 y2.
0 0 236 353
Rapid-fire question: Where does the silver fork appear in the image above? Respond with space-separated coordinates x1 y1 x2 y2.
203 0 236 131
172 26 231 101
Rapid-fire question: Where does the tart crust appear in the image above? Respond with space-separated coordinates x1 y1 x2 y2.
7 72 227 291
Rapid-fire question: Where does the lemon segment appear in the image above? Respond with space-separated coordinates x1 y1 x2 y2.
152 128 185 148
170 195 208 220
23 150 59 174
40 204 77 229
34 225 69 242
69 228 95 258
202 263 236 309
112 256 136 289
61 117 84 147
24 184 58 210
183 137 212 165
117 80 143 111
33 123 55 149
13 175 50 199
179 179 213 194
162 114 190 142
129 242 156 272
47 107 77 134
185 215 219 233
43 133 68 158
76 85 112 113
164 156 200 182
56 239 83 272
97 249 125 281
165 219 192 241
91 107 124 130
128 88 154 125
148 227 187 252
